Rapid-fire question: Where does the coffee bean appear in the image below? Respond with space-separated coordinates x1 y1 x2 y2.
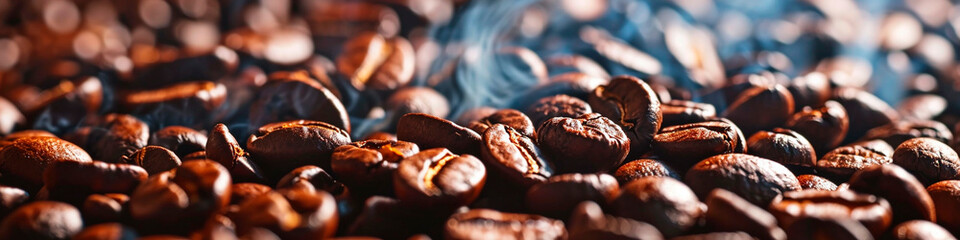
568 201 663 240
467 109 535 138
847 164 935 225
897 94 948 121
0 130 55 148
783 216 874 240
331 140 419 195
455 107 499 127
275 165 345 195
723 84 794 136
207 123 264 183
785 100 849 156
796 174 838 191
893 138 960 185
613 177 703 237
831 87 899 144
747 128 817 168
653 119 746 172
444 209 566 240
231 191 301 235
816 145 892 182
537 113 630 173
512 73 606 112
768 190 892 237
396 113 481 156
614 159 680 184
546 54 610 79
129 172 189 234
659 100 716 128
249 71 350 132
246 120 351 179
0 201 83 240
346 196 422 239
363 132 397 141
43 160 148 203
685 153 801 205
479 124 553 190
336 32 415 91
848 139 896 157
588 76 661 155
82 194 126 224
275 189 339 239
787 72 831 112
385 87 451 128
129 146 182 175
28 77 103 135
525 94 592 129
891 220 957 240
861 120 953 148
394 148 486 211
72 223 138 240
525 173 619 219
706 189 786 240
926 180 960 233
0 186 27 218
230 183 272 205
171 160 232 222
149 126 207 158
183 151 207 162
88 114 150 164
0 136 92 192
120 81 227 129
0 96 25 136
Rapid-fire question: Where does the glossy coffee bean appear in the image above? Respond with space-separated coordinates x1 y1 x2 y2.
394 148 486 211
723 85 794 136
182 151 207 162
847 164 935 225
129 146 182 175
479 124 553 190
0 130 55 148
331 140 419 195
229 183 272 205
247 120 351 179
796 175 838 191
0 185 28 218
148 126 207 158
128 172 189 234
0 96 25 136
567 201 663 240
512 73 606 113
384 87 451 127
783 217 874 240
525 94 592 129
275 165 345 195
653 119 746 172
84 114 150 164
659 100 716 128
81 194 126 224
706 189 786 240
397 113 482 156
231 191 301 235
848 139 896 157
248 71 350 133
831 87 899 144
72 223 138 240
614 159 680 184
274 189 339 239
0 136 92 192
346 196 423 239
172 160 232 220
613 177 702 237
787 72 831 112
926 180 960 232
444 209 566 240
891 220 957 240
43 160 148 202
336 32 415 91
588 75 662 155
467 109 535 138
747 128 816 168
861 120 953 148
207 123 264 183
893 138 960 185
785 100 849 156
768 190 892 237
120 81 227 129
685 153 801 205
0 201 83 239
816 145 892 182
537 113 630 173
525 173 619 219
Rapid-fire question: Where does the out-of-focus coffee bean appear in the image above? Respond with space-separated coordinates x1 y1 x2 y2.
129 146 181 175
0 96 25 136
612 177 702 238
614 159 680 184
788 72 831 112
659 100 716 128
893 138 960 185
275 166 345 195
87 114 150 164
816 145 892 182
891 220 957 240
861 120 953 148
229 183 272 205
0 136 92 192
747 128 817 169
588 75 662 155
246 120 351 179
149 126 207 158
231 191 300 235
722 84 794 136
546 54 610 79
567 201 664 240
72 223 138 240
467 109 535 138
346 196 421 239
479 124 553 190
394 148 485 211
129 172 189 234
796 175 838 191
537 113 630 173
248 71 350 133
512 73 606 113
396 113 481 156
897 94 947 121
847 164 935 225
525 173 619 219
706 189 786 240
275 189 338 239
0 201 83 239
444 209 566 240
28 77 103 136
783 217 874 240
455 107 498 127
331 140 419 195
337 32 415 92
385 87 451 127
82 194 127 224
207 123 264 183
768 190 892 237
362 132 397 141
120 81 227 129
653 119 746 172
831 87 899 144
43 160 148 202
926 180 960 233
785 100 849 156
525 94 592 130
685 153 800 205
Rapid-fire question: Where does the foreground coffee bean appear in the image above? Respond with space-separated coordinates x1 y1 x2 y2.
614 158 680 184
43 160 148 202
926 180 960 233
891 220 957 240
659 100 716 128
148 126 207 158
831 87 899 144
816 145 892 182
248 71 350 132
783 217 874 240
467 109 535 138
246 120 351 179
653 119 746 172
722 85 795 136
229 183 272 205
861 120 953 147
768 190 892 237
207 123 264 183
568 201 664 240
233 189 338 239
396 113 482 156
525 173 619 219
0 201 82 239
525 94 592 129
0 136 92 192
444 209 566 240
128 172 189 234
394 148 486 211
747 128 817 168
537 113 630 173
331 140 419 195
796 174 838 191
705 189 786 240
81 194 127 224
893 138 960 185
847 164 935 225
785 100 849 155
129 146 182 175
130 160 231 235
587 75 662 155
685 153 800 205
72 223 138 240
613 177 702 238
479 124 553 190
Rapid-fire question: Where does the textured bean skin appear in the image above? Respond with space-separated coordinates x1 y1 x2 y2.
537 113 630 173
685 153 801 205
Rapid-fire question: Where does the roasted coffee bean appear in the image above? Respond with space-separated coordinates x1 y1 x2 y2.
129 172 189 234
394 148 485 211
120 81 227 129
231 191 300 235
247 120 351 179
43 160 148 202
706 189 786 240
0 96 25 136
456 107 499 127
546 54 610 79
274 189 339 239
897 94 947 121
249 71 350 133
72 223 138 240
82 194 126 224
653 119 746 172
129 146 182 175
275 165 345 195
0 130 55 148
497 47 549 84
396 113 481 156
926 180 960 232
347 196 423 239
0 136 92 192
785 100 849 156
893 138 960 185
659 100 716 128
891 220 957 240
848 139 896 157
194 214 238 240
525 94 592 129
537 113 630 173
87 114 150 164
847 164 935 225
171 160 232 221
363 132 397 141
149 126 207 158
385 87 451 127
525 173 619 219
0 185 27 218
614 159 680 184
700 73 780 112
0 201 83 239
28 77 103 135
336 32 415 91
861 120 953 147
207 123 264 183
229 183 272 205
479 124 553 190
787 72 831 112
588 75 662 155
613 177 702 237
768 190 892 237
568 201 664 240
183 151 208 162
783 217 874 240
747 128 817 168
817 145 892 182
331 140 419 195
723 85 794 136
444 209 566 240
831 87 899 144
467 109 535 138
796 175 838 191
512 73 606 112
685 153 800 205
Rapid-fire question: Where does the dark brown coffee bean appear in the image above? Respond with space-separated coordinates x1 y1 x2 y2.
0 130 55 148
796 175 838 191
275 189 339 239
331 140 419 195
614 159 680 184
848 139 896 157
525 173 619 219
247 120 351 179
0 96 25 136
685 153 800 205
787 72 831 112
396 113 481 156
768 190 892 237
183 151 207 162
444 209 566 240
129 146 181 175
120 81 227 129
706 189 786 240
653 119 746 172
455 107 499 127
232 191 300 235
394 148 486 211
891 220 957 240
0 185 27 218
893 138 960 185
862 120 953 148
230 183 272 205
831 87 899 144
747 128 816 168
149 126 207 158
613 177 702 237
336 32 415 91
588 75 661 155
0 136 92 192
346 196 422 239
568 201 664 240
173 160 232 217
513 73 606 113
783 217 874 240
659 100 716 128
785 100 849 156
249 71 350 133
926 180 960 233
847 164 935 225
82 194 125 224
72 223 138 240
207 123 264 183
467 109 535 138
275 166 345 195
0 201 83 239
129 172 189 234
43 160 148 202
194 214 237 240
479 124 553 190
816 145 892 182
723 84 794 136
525 94 592 129
363 132 397 141
897 94 948 121
87 114 150 164
537 113 630 173
385 87 450 127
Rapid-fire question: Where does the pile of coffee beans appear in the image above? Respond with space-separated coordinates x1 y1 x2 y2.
3 0 960 239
